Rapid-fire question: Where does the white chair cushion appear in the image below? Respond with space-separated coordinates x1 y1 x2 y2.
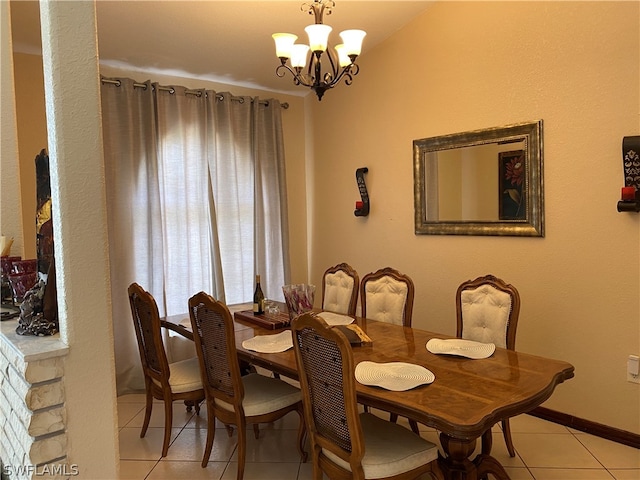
461 285 512 348
323 412 438 478
215 373 301 416
323 271 355 315
364 276 408 325
151 356 202 393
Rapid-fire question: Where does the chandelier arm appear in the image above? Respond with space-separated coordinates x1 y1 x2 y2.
325 63 358 88
275 64 314 88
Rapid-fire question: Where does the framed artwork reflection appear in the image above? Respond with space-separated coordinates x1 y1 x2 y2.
499 150 526 220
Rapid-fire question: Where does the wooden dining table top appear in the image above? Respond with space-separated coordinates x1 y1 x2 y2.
228 311 575 441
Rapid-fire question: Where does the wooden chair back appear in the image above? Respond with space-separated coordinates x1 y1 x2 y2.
128 282 170 388
455 274 520 349
292 313 366 477
321 262 359 316
360 267 414 326
188 291 244 410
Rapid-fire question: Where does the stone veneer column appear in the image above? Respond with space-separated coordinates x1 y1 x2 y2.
39 1 119 478
0 322 68 479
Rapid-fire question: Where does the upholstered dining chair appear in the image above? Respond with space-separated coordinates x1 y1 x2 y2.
292 313 443 480
127 283 204 458
321 262 359 316
360 267 414 327
456 274 521 457
360 267 419 433
188 291 307 476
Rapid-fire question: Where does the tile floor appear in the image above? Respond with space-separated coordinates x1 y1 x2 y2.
117 393 640 480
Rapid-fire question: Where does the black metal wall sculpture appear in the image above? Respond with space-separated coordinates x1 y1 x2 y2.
354 167 369 217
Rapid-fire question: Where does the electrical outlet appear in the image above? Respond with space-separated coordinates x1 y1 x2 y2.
627 355 640 384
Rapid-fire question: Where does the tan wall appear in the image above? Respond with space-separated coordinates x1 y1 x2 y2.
309 1 640 433
12 52 47 259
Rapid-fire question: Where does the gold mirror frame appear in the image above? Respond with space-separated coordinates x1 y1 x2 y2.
413 120 544 237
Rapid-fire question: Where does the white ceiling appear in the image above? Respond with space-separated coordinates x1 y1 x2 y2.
10 0 433 97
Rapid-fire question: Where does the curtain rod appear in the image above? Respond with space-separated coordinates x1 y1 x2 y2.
100 77 289 109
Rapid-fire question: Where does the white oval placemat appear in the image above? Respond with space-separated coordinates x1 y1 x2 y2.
242 330 293 353
355 361 435 391
426 338 495 359
317 311 355 326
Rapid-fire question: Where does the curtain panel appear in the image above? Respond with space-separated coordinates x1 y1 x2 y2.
101 77 290 393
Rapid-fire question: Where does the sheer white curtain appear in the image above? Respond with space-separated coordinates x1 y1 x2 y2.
101 78 290 393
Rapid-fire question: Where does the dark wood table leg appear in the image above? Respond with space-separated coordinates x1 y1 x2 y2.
439 433 479 480
474 454 511 480
439 432 511 480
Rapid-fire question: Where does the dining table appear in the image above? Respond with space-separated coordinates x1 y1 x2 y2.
167 306 574 480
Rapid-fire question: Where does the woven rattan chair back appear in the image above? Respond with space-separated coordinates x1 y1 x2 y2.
189 291 243 406
128 283 170 389
292 313 365 475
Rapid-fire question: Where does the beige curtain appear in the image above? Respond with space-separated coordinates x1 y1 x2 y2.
101 78 290 394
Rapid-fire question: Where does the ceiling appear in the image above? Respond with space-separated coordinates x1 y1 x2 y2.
10 0 433 97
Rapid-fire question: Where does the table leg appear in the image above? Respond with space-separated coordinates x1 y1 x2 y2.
439 433 511 480
439 433 479 480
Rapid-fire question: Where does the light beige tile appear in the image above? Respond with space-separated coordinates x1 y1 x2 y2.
610 469 640 479
253 410 304 432
127 401 196 429
512 433 602 468
575 434 640 469
148 460 226 479
508 414 571 434
117 460 158 480
117 402 145 428
528 468 615 479
164 426 237 462
118 393 148 404
221 461 301 480
229 428 307 463
118 427 182 461
503 467 535 479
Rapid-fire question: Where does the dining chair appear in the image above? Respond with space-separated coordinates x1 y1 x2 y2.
188 291 307 476
292 313 443 480
360 267 414 326
456 274 521 457
321 262 359 316
127 283 204 458
360 267 419 433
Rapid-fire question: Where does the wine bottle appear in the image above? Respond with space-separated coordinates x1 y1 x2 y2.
253 274 265 315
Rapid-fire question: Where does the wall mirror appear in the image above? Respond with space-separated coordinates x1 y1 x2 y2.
413 120 544 236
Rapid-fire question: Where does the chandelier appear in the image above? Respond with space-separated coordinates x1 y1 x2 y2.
272 0 366 101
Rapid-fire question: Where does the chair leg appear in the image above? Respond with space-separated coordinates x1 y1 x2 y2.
389 412 420 435
161 397 173 457
236 423 247 480
296 404 308 462
253 423 260 439
502 418 516 457
140 389 153 438
409 419 420 435
201 401 216 467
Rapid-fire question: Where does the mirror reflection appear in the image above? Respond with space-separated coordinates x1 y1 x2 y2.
413 121 544 236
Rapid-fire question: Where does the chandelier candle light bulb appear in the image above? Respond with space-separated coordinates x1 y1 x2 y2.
272 0 366 101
